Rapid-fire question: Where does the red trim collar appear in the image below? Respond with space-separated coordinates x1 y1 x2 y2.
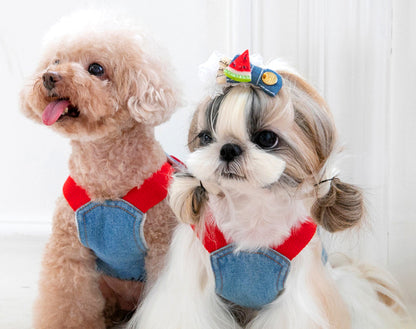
63 161 174 213
198 214 317 260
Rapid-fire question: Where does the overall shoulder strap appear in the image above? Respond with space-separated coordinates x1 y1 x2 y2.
195 213 317 260
64 156 181 213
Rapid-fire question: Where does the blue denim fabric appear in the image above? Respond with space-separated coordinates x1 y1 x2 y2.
226 54 283 97
250 65 283 97
210 244 291 309
321 247 328 264
76 199 148 281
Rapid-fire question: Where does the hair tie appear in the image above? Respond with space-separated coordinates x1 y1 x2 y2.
315 177 336 187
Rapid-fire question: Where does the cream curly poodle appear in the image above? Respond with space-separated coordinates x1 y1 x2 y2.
20 10 180 328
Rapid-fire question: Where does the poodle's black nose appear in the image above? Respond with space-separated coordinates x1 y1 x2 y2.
42 71 62 90
220 143 243 162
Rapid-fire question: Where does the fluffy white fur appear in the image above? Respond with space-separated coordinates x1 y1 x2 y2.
128 224 237 329
128 62 414 329
129 224 411 329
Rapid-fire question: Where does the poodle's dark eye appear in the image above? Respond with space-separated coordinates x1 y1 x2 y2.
198 131 213 146
53 59 60 65
88 63 105 76
253 130 279 149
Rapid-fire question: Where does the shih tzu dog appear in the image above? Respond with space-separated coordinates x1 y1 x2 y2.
128 51 412 329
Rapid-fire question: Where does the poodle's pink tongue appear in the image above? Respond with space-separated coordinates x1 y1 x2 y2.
42 100 70 125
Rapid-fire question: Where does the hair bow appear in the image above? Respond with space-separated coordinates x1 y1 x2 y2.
218 50 283 97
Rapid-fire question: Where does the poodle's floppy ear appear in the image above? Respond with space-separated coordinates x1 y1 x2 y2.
277 69 365 232
126 46 179 126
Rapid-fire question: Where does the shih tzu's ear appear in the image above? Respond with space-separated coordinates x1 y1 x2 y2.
311 178 365 232
278 70 337 171
127 49 178 126
278 70 327 109
278 70 365 231
169 172 209 225
187 108 200 153
187 101 206 152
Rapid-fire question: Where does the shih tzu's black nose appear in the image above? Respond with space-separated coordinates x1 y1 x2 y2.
220 143 243 162
42 71 62 90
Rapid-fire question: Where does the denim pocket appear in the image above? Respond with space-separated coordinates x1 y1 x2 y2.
76 199 147 281
210 244 290 309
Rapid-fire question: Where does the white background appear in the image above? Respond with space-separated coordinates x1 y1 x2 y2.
0 0 415 313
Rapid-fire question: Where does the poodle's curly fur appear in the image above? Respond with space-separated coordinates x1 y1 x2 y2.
20 11 179 328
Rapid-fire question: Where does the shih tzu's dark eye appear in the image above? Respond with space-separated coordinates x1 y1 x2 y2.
197 131 213 146
253 130 279 149
88 63 105 76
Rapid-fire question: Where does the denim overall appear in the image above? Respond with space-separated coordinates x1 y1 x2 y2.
63 159 178 281
196 218 319 309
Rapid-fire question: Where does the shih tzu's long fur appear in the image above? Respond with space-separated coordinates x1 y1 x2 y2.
129 65 412 328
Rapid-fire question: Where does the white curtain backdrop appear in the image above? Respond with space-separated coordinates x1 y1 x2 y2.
0 0 414 310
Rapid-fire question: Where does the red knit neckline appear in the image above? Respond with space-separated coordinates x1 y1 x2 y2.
197 213 317 260
63 161 173 213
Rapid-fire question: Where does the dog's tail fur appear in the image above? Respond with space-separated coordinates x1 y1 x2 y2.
330 254 414 328
354 262 407 315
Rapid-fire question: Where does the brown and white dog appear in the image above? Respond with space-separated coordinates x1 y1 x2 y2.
128 53 413 329
20 11 179 328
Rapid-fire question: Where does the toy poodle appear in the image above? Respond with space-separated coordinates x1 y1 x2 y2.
128 50 413 329
20 10 180 329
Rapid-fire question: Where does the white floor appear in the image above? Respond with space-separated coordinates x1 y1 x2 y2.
1 233 415 329
0 234 47 329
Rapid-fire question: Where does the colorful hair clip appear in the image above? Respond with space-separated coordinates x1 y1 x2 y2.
223 49 283 97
